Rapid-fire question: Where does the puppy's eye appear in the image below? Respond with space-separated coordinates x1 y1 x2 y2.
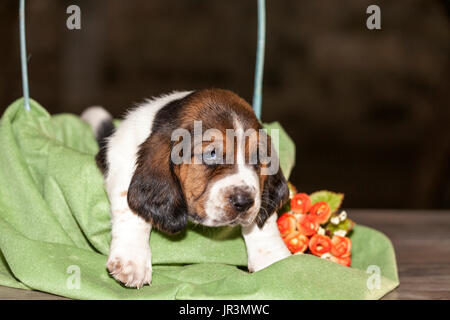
203 149 219 166
203 149 216 161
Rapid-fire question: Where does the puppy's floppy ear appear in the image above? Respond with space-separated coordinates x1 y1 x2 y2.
128 133 188 234
255 168 289 228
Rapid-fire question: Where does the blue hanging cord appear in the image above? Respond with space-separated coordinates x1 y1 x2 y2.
252 0 265 120
19 0 30 111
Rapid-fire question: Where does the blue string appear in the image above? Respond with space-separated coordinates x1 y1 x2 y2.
252 0 265 120
19 0 30 111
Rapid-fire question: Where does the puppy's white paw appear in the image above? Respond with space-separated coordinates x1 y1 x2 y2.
106 249 152 288
247 247 291 273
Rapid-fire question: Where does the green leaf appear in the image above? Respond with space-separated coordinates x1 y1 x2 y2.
325 218 355 237
309 190 344 213
263 122 296 179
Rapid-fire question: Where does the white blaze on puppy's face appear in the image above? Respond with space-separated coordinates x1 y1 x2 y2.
203 120 261 226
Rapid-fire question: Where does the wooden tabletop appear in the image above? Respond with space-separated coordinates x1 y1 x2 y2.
0 209 449 300
355 210 450 299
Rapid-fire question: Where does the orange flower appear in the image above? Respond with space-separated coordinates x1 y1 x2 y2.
290 193 312 214
331 255 351 267
277 213 297 237
296 214 319 236
309 201 331 224
331 235 352 258
283 232 309 254
309 234 332 257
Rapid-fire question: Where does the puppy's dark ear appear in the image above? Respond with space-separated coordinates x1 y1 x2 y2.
128 133 188 234
255 168 289 229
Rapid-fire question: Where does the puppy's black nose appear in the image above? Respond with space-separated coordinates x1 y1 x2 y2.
230 193 254 212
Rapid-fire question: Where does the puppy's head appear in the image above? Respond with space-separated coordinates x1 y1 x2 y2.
128 89 289 233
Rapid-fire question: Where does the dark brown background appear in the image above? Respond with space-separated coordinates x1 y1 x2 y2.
1 0 449 209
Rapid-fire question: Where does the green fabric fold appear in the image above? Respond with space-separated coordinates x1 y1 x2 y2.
0 99 398 299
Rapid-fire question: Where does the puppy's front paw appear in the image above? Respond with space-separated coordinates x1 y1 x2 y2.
106 250 152 288
247 247 291 273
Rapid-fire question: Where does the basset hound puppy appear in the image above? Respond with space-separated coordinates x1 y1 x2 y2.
82 89 291 288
